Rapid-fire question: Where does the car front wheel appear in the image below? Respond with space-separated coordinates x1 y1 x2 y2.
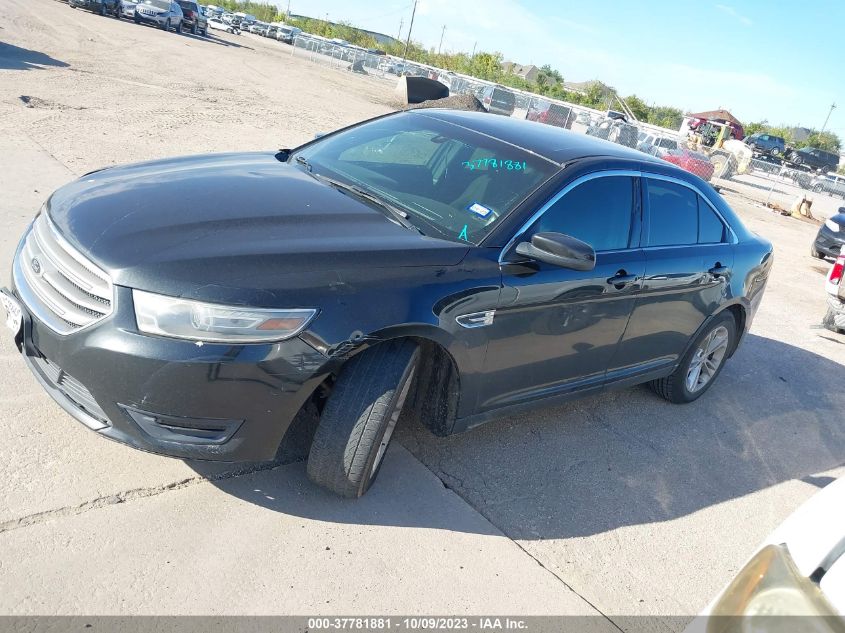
307 339 419 498
650 313 736 403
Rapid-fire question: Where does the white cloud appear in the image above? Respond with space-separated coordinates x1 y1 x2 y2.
715 4 753 26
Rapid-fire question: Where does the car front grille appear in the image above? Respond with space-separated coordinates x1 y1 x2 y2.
31 354 109 428
15 214 114 335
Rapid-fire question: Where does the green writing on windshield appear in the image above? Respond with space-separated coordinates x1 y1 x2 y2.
463 158 528 171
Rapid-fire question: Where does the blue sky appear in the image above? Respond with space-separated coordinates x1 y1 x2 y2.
277 0 843 134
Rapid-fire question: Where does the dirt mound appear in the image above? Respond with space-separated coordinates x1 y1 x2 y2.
407 93 486 112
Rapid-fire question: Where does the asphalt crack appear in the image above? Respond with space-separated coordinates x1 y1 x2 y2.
0 459 297 535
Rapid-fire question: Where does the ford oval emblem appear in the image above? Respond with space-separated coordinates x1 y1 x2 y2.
31 257 42 275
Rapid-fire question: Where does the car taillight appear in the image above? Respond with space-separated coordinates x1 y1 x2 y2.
829 256 845 286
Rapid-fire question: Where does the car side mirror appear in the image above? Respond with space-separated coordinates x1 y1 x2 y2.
515 232 596 271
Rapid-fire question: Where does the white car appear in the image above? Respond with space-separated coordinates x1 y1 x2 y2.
687 476 845 629
120 0 138 18
208 16 237 33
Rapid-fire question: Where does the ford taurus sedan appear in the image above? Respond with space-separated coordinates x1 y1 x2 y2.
0 110 773 498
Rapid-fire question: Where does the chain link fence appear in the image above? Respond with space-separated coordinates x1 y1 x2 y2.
282 32 843 213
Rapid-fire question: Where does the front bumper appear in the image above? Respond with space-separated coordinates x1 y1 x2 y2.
4 282 331 462
814 226 845 258
135 11 167 25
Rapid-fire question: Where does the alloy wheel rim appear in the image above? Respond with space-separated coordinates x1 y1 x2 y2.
370 366 416 479
686 326 729 393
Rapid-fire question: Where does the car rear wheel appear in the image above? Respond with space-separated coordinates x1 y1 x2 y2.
99 2 106 15
191 22 197 34
813 184 824 193
175 20 182 33
307 339 419 498
792 155 803 166
770 148 781 157
650 313 736 404
810 243 824 259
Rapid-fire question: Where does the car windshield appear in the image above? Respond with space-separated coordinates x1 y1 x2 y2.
292 113 558 245
139 0 170 8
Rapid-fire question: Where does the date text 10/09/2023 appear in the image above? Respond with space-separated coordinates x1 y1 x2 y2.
306 617 529 630
462 158 528 171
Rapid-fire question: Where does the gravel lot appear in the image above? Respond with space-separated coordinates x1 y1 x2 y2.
1 0 844 627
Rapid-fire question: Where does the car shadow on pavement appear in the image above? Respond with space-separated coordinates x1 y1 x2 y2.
179 32 253 49
189 333 845 539
0 42 69 70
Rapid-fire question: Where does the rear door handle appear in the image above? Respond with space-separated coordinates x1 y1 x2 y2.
708 265 730 277
607 271 638 288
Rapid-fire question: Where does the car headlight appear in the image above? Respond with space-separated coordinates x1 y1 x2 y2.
704 544 841 629
825 219 840 233
133 289 317 343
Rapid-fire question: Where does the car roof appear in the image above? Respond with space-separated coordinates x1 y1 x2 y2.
412 109 663 166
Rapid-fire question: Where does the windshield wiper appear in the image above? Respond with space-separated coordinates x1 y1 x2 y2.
310 173 424 235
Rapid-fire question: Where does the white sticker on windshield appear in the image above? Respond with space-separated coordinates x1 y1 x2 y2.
467 202 493 218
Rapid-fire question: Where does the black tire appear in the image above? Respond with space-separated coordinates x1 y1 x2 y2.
201 27 207 36
175 20 182 34
307 339 419 498
792 155 803 166
813 184 824 193
770 148 781 157
134 15 139 23
191 21 197 34
99 2 106 15
811 243 824 259
650 313 736 404
161 18 168 30
823 306 844 334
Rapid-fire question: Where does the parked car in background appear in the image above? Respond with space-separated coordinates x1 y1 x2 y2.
569 111 596 134
208 16 238 33
251 23 269 36
176 0 207 35
811 173 845 199
526 100 573 129
69 0 121 16
811 208 845 260
744 132 786 157
637 135 679 155
0 110 772 499
686 476 845 627
276 25 301 43
586 119 639 149
605 109 628 122
478 85 516 116
788 147 840 173
134 0 183 31
660 147 716 181
120 0 139 18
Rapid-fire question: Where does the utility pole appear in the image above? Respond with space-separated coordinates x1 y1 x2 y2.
438 24 446 55
401 0 417 62
470 41 477 59
285 0 290 19
397 17 403 40
820 102 837 135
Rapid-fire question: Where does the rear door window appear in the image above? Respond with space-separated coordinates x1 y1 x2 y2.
646 179 729 246
645 180 697 246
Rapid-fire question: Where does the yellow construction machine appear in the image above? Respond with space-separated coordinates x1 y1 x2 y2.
687 121 753 179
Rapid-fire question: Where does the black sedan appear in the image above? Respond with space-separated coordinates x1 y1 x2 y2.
0 110 773 498
69 0 121 16
811 209 845 259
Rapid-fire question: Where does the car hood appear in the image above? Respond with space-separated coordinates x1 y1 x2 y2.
46 152 470 301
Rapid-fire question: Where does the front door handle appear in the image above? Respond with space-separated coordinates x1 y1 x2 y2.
708 264 730 278
607 270 638 289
